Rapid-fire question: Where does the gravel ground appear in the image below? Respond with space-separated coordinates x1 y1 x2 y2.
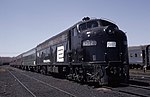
0 66 133 97
0 67 34 97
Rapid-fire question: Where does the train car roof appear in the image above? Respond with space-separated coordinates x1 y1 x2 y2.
128 46 142 50
128 45 150 50
22 48 36 57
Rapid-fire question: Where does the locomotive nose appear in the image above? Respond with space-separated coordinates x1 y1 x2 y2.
104 25 117 35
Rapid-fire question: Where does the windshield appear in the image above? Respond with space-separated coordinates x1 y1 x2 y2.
100 20 118 28
79 21 98 32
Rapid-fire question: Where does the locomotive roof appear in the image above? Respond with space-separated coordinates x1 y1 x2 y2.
37 17 117 47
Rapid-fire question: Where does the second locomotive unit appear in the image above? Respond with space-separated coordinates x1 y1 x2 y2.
10 17 129 85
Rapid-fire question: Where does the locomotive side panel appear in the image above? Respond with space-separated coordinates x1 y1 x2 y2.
36 32 69 66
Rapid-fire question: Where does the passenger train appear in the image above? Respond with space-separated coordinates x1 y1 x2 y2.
10 17 129 85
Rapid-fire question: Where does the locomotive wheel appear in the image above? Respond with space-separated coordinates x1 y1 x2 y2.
41 66 47 75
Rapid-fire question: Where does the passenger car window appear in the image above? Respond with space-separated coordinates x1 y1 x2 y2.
135 53 137 57
130 53 133 57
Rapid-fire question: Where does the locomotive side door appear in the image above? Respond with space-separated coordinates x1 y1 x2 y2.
71 27 82 63
67 30 72 62
68 27 81 63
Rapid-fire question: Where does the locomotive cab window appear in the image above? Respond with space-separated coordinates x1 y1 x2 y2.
87 21 98 28
79 21 98 32
100 20 118 29
79 23 86 31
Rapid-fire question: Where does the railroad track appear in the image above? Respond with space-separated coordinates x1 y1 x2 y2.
8 70 77 97
130 74 150 86
2 66 110 97
130 75 150 81
99 83 150 97
119 84 150 97
4 66 150 97
8 71 37 97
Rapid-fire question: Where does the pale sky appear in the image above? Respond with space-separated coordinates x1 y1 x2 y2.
0 0 150 57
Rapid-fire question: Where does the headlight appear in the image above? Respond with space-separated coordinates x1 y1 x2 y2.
104 25 115 34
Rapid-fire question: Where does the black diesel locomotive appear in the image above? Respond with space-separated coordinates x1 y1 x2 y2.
10 17 129 85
